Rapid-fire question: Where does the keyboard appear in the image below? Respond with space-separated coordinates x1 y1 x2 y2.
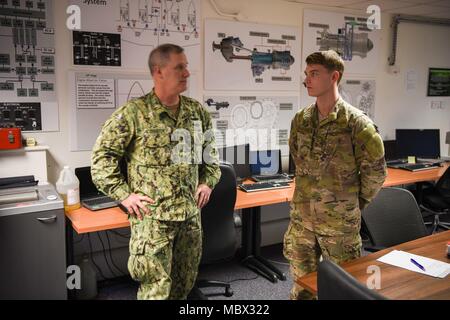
251 173 292 182
239 181 291 192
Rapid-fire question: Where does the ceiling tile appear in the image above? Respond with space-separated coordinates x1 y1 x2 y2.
423 11 450 18
341 0 417 11
386 4 447 15
285 0 366 6
429 0 450 7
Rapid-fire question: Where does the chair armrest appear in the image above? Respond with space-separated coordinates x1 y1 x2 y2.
419 205 441 216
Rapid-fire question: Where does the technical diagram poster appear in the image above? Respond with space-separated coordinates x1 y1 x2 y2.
339 79 376 120
302 9 380 75
0 0 59 131
69 0 201 71
203 95 299 155
204 19 301 91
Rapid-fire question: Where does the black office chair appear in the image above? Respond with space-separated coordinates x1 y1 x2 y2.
420 166 450 233
318 260 387 300
362 187 428 252
193 162 237 299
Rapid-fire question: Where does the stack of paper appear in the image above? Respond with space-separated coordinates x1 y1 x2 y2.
377 250 450 278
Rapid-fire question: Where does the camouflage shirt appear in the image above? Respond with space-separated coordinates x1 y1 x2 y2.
91 89 221 221
290 97 387 208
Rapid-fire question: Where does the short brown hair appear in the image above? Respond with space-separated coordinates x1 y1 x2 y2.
148 44 184 75
305 50 344 84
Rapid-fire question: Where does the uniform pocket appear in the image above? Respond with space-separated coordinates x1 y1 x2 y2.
127 236 170 284
128 239 149 283
143 128 172 166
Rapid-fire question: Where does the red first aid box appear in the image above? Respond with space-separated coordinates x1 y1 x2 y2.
0 128 22 150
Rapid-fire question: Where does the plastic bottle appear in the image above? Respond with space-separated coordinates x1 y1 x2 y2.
76 255 98 300
56 165 80 212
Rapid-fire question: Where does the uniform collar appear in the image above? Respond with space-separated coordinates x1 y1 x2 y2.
314 97 344 127
146 89 193 122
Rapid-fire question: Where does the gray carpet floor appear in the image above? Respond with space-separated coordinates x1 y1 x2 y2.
95 243 292 300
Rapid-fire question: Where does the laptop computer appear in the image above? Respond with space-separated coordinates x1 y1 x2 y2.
75 166 119 211
395 163 441 172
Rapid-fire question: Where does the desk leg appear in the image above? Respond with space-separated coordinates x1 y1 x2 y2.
416 182 424 205
240 207 286 283
65 217 75 300
252 207 286 281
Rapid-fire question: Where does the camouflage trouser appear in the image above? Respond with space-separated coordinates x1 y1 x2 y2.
283 198 362 300
127 214 202 300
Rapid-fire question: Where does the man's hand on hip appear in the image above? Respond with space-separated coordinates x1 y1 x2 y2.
195 184 212 209
121 193 154 220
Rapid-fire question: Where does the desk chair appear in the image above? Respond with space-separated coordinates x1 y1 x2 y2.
318 260 387 300
194 162 237 299
361 187 428 252
420 166 450 233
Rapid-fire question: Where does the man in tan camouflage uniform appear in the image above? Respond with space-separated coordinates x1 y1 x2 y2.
91 44 221 300
284 50 386 300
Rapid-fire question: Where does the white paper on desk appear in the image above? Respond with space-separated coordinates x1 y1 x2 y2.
377 250 450 278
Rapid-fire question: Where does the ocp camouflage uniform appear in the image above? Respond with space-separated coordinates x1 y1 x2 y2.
284 98 386 300
91 89 221 300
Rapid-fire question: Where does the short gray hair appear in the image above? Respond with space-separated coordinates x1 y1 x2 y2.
148 44 184 75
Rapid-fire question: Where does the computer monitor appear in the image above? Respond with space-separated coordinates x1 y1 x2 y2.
383 140 397 161
395 129 440 159
218 143 251 180
249 149 282 175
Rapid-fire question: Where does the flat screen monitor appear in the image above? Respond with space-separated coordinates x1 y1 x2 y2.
383 140 397 161
218 143 251 180
249 149 282 175
427 68 450 97
395 129 440 159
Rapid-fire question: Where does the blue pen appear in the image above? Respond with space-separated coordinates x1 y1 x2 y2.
410 258 426 271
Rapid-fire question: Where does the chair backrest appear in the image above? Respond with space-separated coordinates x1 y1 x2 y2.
362 187 428 248
435 166 450 199
200 162 237 264
318 260 387 300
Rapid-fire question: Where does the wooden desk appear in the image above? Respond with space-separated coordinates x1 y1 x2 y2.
296 230 450 300
67 164 450 233
66 181 293 234
384 163 449 187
